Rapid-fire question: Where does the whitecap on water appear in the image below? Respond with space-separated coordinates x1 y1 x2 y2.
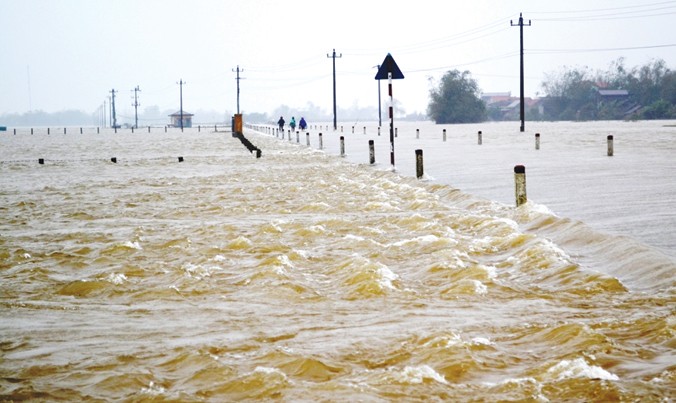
422 332 463 348
104 273 127 285
470 337 493 346
547 358 619 381
390 234 441 248
391 365 448 384
376 265 399 290
228 236 252 249
182 263 219 280
122 240 142 250
140 381 166 396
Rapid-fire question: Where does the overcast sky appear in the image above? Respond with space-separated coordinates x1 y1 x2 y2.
1 0 675 119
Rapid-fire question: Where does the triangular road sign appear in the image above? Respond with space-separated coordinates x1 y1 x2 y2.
375 53 404 80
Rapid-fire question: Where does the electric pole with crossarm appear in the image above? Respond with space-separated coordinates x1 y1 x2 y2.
132 86 141 129
327 49 342 130
511 13 531 132
232 66 244 114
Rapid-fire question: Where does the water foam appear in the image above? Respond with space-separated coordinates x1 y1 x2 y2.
105 273 127 285
376 265 399 290
392 365 448 384
547 358 619 381
122 241 142 250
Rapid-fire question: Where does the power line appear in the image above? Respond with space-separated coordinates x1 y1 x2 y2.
536 10 676 22
526 1 676 16
528 43 676 54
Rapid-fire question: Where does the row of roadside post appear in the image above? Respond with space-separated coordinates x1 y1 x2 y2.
246 124 617 207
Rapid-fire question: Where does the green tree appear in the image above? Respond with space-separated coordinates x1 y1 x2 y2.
640 100 675 119
427 70 486 124
541 67 596 120
542 58 675 121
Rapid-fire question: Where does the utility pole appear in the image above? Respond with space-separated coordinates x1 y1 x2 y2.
177 79 185 131
232 66 244 115
373 65 382 127
110 89 117 129
327 49 342 130
132 86 141 129
511 12 531 132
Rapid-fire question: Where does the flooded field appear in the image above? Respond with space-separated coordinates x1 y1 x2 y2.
1 122 674 401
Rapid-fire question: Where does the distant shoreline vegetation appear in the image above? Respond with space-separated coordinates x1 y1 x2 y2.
427 58 676 124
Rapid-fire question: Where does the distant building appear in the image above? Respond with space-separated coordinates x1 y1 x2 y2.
594 88 637 116
481 92 512 104
169 110 194 128
482 91 542 120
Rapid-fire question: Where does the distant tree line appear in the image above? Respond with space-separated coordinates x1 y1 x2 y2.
539 58 676 121
0 107 231 127
426 59 676 124
0 109 93 127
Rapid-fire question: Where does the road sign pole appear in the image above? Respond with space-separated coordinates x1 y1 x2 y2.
375 53 404 171
388 72 394 168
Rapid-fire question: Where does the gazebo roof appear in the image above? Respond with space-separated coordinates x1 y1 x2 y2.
169 110 194 117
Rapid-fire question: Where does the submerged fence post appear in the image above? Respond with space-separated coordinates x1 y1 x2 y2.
415 149 424 179
306 132 310 146
607 135 614 156
416 129 420 139
514 165 527 207
378 126 381 136
111 157 117 163
535 133 540 150
340 136 345 157
369 140 375 164
318 133 323 149
363 126 366 134
478 130 482 145
395 127 398 137
443 128 447 142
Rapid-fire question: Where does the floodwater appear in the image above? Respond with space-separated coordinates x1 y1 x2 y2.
1 121 674 401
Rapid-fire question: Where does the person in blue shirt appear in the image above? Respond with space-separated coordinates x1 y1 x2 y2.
277 116 285 131
289 117 296 131
299 117 307 130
